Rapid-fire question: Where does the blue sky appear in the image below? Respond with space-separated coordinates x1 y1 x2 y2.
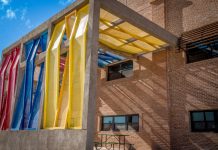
0 0 75 55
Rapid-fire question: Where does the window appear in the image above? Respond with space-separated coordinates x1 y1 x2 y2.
186 35 218 63
190 110 218 132
107 60 133 81
101 114 139 131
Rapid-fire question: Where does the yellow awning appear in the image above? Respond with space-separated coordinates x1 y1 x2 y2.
99 9 168 54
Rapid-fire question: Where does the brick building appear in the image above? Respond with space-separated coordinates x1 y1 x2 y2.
0 0 217 150
95 0 218 150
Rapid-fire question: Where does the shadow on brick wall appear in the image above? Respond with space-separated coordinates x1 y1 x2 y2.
96 51 170 150
169 58 218 149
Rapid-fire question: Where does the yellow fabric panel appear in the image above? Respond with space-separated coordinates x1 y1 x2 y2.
133 40 156 51
144 36 166 46
55 55 69 128
118 22 149 38
99 33 124 47
44 20 66 129
103 28 132 40
99 9 169 54
99 22 109 30
65 11 77 38
68 5 89 129
100 9 119 23
54 11 77 129
120 44 144 54
99 34 146 54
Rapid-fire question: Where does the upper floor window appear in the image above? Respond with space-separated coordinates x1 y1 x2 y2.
186 35 218 63
101 114 139 131
107 60 133 81
190 110 218 132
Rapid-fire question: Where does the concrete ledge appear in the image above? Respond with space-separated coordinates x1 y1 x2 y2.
0 130 87 150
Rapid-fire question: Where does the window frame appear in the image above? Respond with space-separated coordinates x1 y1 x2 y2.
185 35 218 64
190 110 218 132
101 114 139 132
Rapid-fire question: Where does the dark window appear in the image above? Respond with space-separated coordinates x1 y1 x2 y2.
186 35 218 63
101 114 139 131
190 110 218 132
107 60 133 81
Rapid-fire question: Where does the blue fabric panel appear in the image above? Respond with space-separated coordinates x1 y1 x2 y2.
22 39 40 129
28 63 44 129
105 51 125 61
98 54 116 61
11 73 26 130
25 40 34 59
40 32 48 52
11 32 47 130
27 32 47 129
11 41 34 130
98 58 110 68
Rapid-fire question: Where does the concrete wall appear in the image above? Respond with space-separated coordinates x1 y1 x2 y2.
0 130 87 150
96 50 170 150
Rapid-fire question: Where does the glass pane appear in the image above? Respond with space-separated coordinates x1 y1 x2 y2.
205 112 214 121
114 116 126 123
103 117 113 123
194 122 205 130
192 112 204 121
114 124 126 131
103 124 113 131
132 115 139 123
207 122 216 130
128 123 139 131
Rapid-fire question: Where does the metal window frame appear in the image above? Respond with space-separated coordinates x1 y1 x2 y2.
101 114 139 132
190 110 218 132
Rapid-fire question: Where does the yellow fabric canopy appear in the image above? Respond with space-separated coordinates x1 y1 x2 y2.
99 9 167 54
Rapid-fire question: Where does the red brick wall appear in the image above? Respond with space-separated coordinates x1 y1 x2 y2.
96 51 170 150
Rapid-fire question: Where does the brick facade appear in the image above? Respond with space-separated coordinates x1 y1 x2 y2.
95 0 218 149
96 50 169 150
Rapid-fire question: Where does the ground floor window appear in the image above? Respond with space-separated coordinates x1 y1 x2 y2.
101 114 139 131
190 110 218 132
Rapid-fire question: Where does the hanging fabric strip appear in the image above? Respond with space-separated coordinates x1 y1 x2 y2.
11 41 34 130
28 32 48 129
22 39 41 129
28 63 44 129
54 11 76 129
43 21 66 129
0 47 20 130
0 55 11 116
68 5 89 129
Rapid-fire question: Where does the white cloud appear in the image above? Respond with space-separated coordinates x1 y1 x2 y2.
19 8 32 29
59 0 74 5
6 8 16 19
20 8 27 20
1 0 10 5
25 19 32 29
